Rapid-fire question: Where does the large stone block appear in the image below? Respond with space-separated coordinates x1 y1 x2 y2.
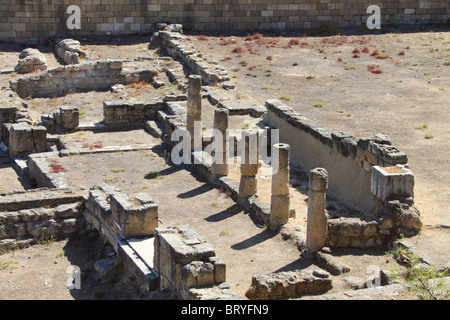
371 165 414 201
0 106 18 123
9 122 34 155
110 192 158 238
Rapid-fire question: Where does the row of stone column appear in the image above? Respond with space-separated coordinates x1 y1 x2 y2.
186 75 328 251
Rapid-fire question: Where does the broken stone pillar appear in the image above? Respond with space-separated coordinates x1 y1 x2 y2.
211 108 229 178
153 225 226 299
239 130 258 198
306 168 329 251
270 143 290 229
186 75 202 149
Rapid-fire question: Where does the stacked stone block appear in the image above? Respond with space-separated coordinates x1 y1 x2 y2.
269 143 291 230
1 0 449 43
8 122 47 157
239 130 259 199
0 202 85 250
103 100 165 129
54 39 88 65
85 183 158 250
306 168 328 251
211 108 229 179
153 225 227 300
41 106 80 132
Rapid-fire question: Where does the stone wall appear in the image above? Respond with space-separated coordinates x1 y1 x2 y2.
1 0 448 43
263 99 408 212
84 183 158 251
103 100 166 129
153 225 227 300
0 199 85 251
9 60 157 99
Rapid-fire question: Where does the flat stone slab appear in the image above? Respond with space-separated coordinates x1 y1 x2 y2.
126 237 155 269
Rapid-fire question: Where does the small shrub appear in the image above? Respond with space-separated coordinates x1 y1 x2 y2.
197 35 208 41
292 62 299 66
289 39 301 46
232 46 246 54
398 51 406 56
128 81 148 89
144 171 160 179
362 47 370 53
425 133 434 139
371 69 383 74
444 61 450 66
279 95 293 101
352 48 361 54
266 55 273 61
352 54 360 58
313 103 324 108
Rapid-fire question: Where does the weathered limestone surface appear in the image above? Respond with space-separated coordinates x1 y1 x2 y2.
84 183 158 249
239 130 259 199
270 143 290 229
306 168 328 251
0 201 85 251
0 106 18 123
263 99 408 212
103 100 165 129
10 60 158 98
153 225 228 300
8 122 47 157
245 269 332 300
15 48 47 74
55 39 88 65
186 75 202 150
211 108 229 178
41 106 80 132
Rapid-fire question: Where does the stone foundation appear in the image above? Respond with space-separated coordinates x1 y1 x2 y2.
153 225 228 300
245 269 332 300
1 1 449 43
9 60 157 99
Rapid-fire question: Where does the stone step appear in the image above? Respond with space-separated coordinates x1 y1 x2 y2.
0 188 86 211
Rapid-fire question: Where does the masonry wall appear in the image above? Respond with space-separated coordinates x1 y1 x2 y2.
0 1 449 43
263 99 409 212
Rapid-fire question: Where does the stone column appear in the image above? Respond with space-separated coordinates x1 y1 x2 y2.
306 168 329 251
211 108 229 178
186 75 202 149
239 130 258 198
270 143 290 229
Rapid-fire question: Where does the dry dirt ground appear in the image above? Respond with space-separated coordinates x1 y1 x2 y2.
0 25 448 300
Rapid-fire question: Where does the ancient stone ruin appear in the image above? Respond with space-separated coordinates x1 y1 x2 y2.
0 23 437 301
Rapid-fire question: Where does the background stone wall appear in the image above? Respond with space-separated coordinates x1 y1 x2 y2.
0 0 449 43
